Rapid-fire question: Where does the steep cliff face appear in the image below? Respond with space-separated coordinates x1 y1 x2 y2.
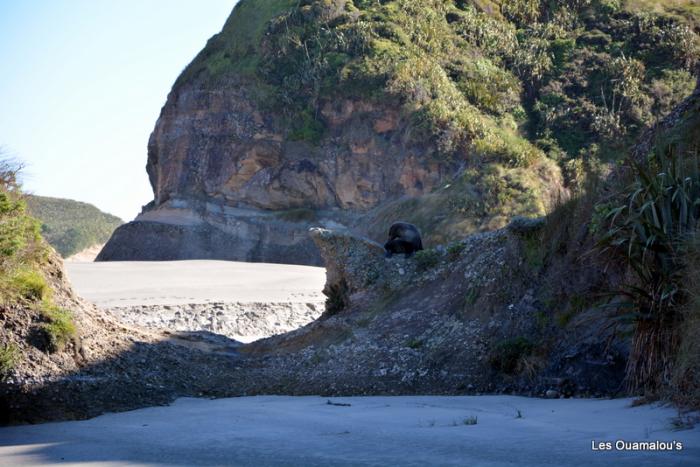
100 67 483 263
102 70 456 263
146 77 451 212
99 0 697 263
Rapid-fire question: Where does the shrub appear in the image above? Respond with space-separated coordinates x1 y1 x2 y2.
324 280 349 317
489 337 534 374
453 5 516 60
502 0 540 26
464 287 480 306
447 242 465 260
288 109 326 144
0 193 42 261
0 159 48 305
41 303 76 353
599 148 700 392
414 249 441 271
406 338 423 349
474 128 542 168
523 233 545 270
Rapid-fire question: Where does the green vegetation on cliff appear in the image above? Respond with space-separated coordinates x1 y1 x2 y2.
0 162 46 304
173 0 698 244
25 195 123 258
594 85 700 403
180 0 697 163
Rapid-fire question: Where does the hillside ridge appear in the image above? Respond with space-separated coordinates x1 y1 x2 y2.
26 195 122 258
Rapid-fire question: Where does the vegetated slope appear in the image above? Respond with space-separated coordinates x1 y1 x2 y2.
0 168 242 424
25 195 122 258
0 165 88 420
98 0 699 263
621 77 700 408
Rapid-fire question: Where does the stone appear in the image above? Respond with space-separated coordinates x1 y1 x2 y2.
507 216 546 235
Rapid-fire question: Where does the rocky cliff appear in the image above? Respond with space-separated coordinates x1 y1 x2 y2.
99 0 697 264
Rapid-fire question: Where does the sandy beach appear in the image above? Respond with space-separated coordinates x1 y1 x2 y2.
65 260 326 342
65 260 326 307
0 261 696 466
1 395 698 466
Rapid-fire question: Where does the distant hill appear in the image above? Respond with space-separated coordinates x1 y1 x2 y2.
24 195 123 258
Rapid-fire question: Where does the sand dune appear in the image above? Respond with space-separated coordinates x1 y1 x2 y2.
64 243 105 262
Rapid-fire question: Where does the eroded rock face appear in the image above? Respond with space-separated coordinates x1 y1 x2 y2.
101 66 466 263
146 77 454 212
310 227 385 296
97 201 324 265
99 0 570 265
102 63 566 264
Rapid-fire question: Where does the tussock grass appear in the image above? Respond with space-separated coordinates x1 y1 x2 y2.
9 269 49 302
40 302 76 353
489 337 535 375
0 342 19 376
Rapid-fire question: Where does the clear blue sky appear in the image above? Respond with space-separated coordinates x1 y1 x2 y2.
0 0 236 221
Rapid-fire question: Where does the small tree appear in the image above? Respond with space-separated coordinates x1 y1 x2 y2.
0 150 23 192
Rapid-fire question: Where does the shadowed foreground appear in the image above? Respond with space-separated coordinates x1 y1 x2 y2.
0 395 698 467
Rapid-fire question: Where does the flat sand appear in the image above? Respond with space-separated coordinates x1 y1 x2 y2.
65 260 327 342
0 395 698 466
65 260 326 307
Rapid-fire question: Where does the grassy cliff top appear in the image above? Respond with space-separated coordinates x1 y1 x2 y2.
174 0 698 163
166 0 700 242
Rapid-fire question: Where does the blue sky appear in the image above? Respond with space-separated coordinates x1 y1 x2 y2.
0 0 236 220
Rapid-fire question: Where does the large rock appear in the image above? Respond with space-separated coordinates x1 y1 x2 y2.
98 68 456 263
97 201 323 264
98 1 563 264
